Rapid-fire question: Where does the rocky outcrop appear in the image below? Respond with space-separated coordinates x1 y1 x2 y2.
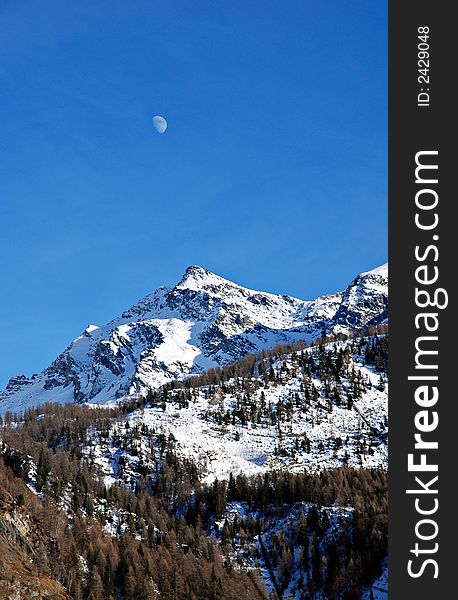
0 492 70 600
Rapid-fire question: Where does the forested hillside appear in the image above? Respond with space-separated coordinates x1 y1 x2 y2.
0 327 387 599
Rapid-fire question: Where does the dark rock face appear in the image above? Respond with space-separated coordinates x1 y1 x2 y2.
332 267 388 331
4 375 32 394
42 354 77 391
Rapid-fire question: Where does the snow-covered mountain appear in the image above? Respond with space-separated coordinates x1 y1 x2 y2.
0 264 387 414
87 334 388 485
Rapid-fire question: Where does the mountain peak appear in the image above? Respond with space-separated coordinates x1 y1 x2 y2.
182 265 213 279
362 262 388 276
177 265 231 291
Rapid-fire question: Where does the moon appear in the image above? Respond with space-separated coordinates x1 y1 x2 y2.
152 115 167 134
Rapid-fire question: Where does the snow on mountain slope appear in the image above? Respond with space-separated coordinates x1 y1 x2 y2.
77 335 388 487
214 501 356 600
362 561 388 600
128 339 388 483
0 264 387 414
332 263 388 333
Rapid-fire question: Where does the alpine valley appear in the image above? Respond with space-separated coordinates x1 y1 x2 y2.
0 265 388 600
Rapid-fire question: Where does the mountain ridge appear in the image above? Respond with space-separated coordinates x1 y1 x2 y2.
0 264 388 414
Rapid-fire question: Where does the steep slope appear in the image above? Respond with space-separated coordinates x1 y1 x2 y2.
0 412 268 600
1 402 386 600
0 487 71 599
83 331 388 485
0 264 387 414
0 327 388 600
214 499 387 600
332 263 388 332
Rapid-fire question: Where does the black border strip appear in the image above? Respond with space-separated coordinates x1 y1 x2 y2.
389 2 455 596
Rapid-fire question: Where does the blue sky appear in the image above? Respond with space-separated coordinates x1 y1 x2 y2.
0 0 387 387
